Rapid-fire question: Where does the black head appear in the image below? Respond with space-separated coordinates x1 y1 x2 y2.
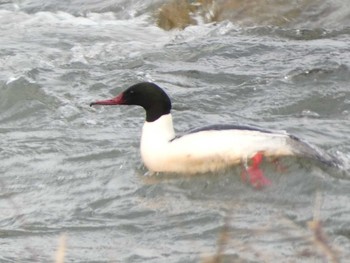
90 82 172 122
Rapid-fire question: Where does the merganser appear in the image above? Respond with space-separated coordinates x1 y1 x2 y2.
90 82 339 188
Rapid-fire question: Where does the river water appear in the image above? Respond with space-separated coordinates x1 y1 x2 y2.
0 1 350 262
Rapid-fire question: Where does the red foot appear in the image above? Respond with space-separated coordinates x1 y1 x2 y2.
241 152 272 189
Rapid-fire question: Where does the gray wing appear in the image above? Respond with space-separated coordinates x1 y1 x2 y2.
185 123 276 135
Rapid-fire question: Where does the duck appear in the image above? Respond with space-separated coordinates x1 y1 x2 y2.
90 82 339 188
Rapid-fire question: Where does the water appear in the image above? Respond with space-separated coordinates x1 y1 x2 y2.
0 1 350 262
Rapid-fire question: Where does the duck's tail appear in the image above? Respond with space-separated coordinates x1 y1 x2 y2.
288 134 341 168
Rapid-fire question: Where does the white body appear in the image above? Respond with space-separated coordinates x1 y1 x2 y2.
140 114 298 174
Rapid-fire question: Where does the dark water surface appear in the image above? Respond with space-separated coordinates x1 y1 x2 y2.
1 1 350 262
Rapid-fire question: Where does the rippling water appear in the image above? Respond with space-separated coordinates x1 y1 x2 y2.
1 1 350 262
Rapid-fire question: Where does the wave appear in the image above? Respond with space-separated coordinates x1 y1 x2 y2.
2 0 349 32
286 64 350 82
0 76 58 125
0 0 164 19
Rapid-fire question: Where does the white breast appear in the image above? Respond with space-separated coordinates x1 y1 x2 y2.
140 114 297 174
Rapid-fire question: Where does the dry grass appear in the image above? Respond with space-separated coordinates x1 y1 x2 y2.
201 189 342 263
307 190 339 263
55 233 67 263
201 212 232 263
